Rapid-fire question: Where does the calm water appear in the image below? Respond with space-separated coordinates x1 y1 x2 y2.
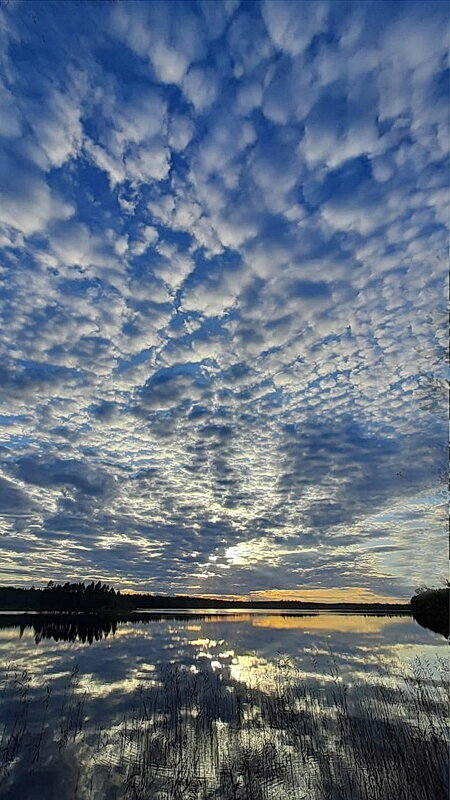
0 611 447 800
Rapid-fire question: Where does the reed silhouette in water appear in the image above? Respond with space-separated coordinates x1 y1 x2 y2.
0 654 447 800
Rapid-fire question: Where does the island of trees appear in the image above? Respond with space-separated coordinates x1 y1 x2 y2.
410 587 449 638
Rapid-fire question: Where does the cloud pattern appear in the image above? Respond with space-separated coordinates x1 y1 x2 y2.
0 0 447 598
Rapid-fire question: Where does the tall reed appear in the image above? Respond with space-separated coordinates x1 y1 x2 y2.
0 655 448 800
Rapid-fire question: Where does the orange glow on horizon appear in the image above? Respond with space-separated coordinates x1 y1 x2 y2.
249 587 405 604
120 587 405 604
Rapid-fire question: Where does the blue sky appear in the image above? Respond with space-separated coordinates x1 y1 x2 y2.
0 0 447 600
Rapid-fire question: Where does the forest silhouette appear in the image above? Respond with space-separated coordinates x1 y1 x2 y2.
0 581 412 613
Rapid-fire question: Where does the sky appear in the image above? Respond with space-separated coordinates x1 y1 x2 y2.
0 0 448 602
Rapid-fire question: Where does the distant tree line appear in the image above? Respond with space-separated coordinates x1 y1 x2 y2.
0 581 413 613
1 583 447 638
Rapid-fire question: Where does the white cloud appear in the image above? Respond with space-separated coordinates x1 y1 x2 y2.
183 66 218 112
262 0 329 57
26 88 83 170
125 138 171 183
150 41 190 85
112 90 167 149
84 87 169 186
169 113 195 152
228 8 273 76
84 139 126 187
0 154 74 236
235 80 263 115
110 1 207 86
129 224 159 257
154 241 195 290
0 79 22 138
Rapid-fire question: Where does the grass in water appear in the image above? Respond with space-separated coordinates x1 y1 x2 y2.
0 655 448 800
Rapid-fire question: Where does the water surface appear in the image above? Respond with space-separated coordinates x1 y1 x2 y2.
0 612 447 800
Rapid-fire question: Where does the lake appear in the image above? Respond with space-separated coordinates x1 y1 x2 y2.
0 611 447 800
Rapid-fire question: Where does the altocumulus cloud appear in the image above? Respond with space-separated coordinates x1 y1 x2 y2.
0 0 447 599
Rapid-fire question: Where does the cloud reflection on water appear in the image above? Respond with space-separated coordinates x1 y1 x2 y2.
0 613 447 800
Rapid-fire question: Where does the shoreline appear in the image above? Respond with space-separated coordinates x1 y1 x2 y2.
0 605 412 618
